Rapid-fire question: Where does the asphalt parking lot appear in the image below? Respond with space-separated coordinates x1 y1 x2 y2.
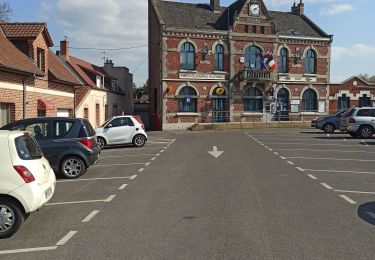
0 132 176 255
246 128 375 215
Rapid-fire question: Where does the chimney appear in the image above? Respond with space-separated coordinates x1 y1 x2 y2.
291 0 304 16
60 40 70 61
210 0 220 13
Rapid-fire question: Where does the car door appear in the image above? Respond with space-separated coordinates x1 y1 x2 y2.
103 117 135 145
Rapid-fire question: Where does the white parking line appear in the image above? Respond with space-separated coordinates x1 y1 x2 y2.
138 168 144 172
334 190 375 195
273 148 375 154
285 157 375 162
93 163 146 168
82 210 99 223
100 154 155 158
303 169 375 176
320 183 333 190
0 246 58 255
296 167 304 172
147 141 173 144
265 142 363 147
145 162 151 166
118 184 128 190
57 176 135 183
151 157 156 161
104 195 116 202
339 195 357 205
280 156 286 160
56 231 77 246
129 175 137 180
46 199 107 206
307 174 317 180
273 152 279 155
286 161 294 165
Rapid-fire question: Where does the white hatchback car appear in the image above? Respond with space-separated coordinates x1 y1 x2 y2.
0 130 56 239
95 116 148 149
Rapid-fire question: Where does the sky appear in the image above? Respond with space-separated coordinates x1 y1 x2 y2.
5 0 375 86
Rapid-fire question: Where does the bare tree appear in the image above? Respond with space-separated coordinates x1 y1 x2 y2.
0 1 12 22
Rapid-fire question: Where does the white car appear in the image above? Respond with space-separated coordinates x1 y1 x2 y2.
0 130 56 239
95 116 148 149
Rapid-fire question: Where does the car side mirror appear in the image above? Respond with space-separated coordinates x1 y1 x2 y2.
106 124 113 128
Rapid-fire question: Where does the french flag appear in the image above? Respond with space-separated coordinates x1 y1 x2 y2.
268 59 276 70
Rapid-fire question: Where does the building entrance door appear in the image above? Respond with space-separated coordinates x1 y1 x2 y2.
277 88 289 121
212 98 227 123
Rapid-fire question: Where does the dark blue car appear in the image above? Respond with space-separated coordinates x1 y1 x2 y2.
1 117 100 178
311 109 348 133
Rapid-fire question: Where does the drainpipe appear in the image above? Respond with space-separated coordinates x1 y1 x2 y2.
22 74 36 119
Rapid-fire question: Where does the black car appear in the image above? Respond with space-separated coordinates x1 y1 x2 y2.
311 109 348 133
1 117 100 178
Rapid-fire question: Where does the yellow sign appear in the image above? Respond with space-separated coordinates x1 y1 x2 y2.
215 87 225 95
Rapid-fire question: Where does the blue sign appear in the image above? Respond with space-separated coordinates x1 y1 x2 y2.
185 97 192 103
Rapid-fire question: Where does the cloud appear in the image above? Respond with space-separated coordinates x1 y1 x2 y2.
41 0 148 87
264 0 335 8
319 4 353 15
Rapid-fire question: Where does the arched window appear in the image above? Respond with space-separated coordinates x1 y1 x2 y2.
302 89 318 111
180 42 195 70
304 49 316 74
279 48 288 73
245 46 261 70
244 87 263 112
214 44 224 71
178 86 197 112
338 94 350 110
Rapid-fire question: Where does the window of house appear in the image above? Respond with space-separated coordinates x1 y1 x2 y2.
180 42 195 70
37 48 45 72
302 89 318 111
359 94 371 107
252 25 257 33
178 86 197 112
338 94 350 110
244 87 263 112
279 48 289 73
0 103 10 127
96 76 103 88
244 25 249 33
260 26 265 34
214 44 224 71
245 46 261 70
304 49 316 74
111 80 119 92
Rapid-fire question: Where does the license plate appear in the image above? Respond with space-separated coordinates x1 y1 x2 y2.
45 187 52 199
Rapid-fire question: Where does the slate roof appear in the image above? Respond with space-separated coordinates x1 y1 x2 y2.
0 22 54 47
155 0 330 38
0 28 44 76
48 50 82 86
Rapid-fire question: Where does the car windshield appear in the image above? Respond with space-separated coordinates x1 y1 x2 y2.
343 108 356 117
100 117 113 128
334 109 348 116
15 134 43 160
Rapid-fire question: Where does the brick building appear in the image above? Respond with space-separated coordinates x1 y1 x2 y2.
149 0 333 130
0 23 79 127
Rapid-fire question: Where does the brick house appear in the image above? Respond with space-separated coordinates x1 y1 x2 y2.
329 76 375 112
149 0 333 130
57 40 127 127
0 23 79 126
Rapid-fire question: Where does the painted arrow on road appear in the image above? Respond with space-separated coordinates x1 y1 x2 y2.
207 146 224 158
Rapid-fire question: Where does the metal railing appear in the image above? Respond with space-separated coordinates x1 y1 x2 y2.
241 69 276 81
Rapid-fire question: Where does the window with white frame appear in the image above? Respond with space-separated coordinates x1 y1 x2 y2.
96 76 103 88
178 86 197 112
0 103 10 127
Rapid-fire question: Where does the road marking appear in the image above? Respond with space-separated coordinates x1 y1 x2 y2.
160 150 165 153
307 174 317 179
92 163 146 168
138 168 144 172
286 161 294 165
303 169 375 176
105 195 116 202
296 167 304 172
100 154 155 158
261 143 265 146
208 146 224 158
57 176 135 183
46 199 108 206
145 162 151 166
285 157 375 162
265 146 269 149
56 231 77 246
147 141 173 144
151 157 156 161
273 148 375 154
280 156 286 160
82 210 99 223
334 190 375 195
269 148 273 152
129 175 137 180
273 152 279 155
149 138 175 142
265 142 362 147
339 195 357 205
155 153 160 156
0 246 58 255
321 183 333 190
119 184 128 190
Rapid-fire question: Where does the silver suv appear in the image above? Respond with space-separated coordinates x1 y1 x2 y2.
342 107 375 138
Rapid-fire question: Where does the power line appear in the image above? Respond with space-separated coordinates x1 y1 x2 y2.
131 56 148 74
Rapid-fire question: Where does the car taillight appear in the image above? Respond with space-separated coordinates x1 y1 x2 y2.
14 166 35 183
79 138 94 150
349 118 356 123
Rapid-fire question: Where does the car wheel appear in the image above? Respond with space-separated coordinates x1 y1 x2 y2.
0 199 24 239
359 125 374 139
132 134 146 147
97 137 106 150
60 156 86 179
323 123 335 133
349 132 358 138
